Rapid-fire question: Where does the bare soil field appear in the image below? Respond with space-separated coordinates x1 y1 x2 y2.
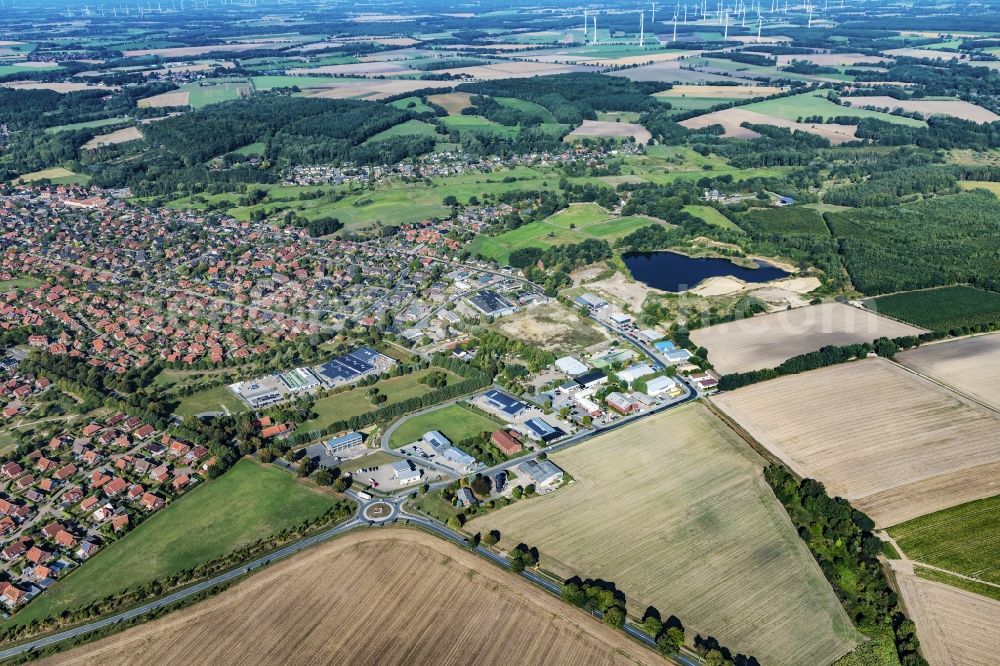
41 529 657 666
841 96 1000 123
690 302 923 375
427 91 475 114
891 561 1000 666
494 301 610 354
469 404 860 666
898 333 1000 411
680 108 859 143
565 120 652 144
612 61 736 83
690 275 821 298
657 84 785 98
83 127 143 149
0 81 114 93
138 90 190 108
884 47 966 60
712 358 1000 526
584 270 662 311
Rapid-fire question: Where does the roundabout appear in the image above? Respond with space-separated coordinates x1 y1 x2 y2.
363 501 397 523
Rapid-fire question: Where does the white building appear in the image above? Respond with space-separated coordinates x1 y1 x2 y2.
616 362 655 386
391 461 422 486
609 312 631 326
555 356 588 376
645 375 679 397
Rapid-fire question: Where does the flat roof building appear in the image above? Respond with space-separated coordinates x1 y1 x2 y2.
324 431 362 455
391 461 422 486
469 290 516 317
482 389 528 418
422 431 451 449
573 370 607 389
523 417 562 442
616 363 655 386
519 459 564 488
645 375 679 397
555 356 588 376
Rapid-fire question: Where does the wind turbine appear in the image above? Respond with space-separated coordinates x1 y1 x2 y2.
672 7 678 42
639 10 645 46
756 15 762 42
723 7 729 38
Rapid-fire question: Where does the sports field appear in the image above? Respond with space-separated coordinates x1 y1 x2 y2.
387 402 503 448
43 530 659 666
296 368 461 435
468 403 860 666
898 332 1000 411
689 302 923 375
712 358 1000 526
7 460 340 629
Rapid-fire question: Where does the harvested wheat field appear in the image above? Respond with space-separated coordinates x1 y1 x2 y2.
565 120 651 144
138 90 190 108
469 403 860 666
83 126 143 149
427 91 475 114
124 42 289 57
712 358 1000 526
891 561 1000 666
288 61 413 77
438 61 596 80
690 302 923 375
680 108 859 143
305 79 452 100
841 96 1000 123
41 529 657 666
775 53 888 67
0 81 114 93
898 333 1000 411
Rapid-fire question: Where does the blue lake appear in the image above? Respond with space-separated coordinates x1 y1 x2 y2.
622 251 790 292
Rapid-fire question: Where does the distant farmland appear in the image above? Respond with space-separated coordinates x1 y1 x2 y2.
712 358 1000 526
42 530 659 666
469 403 860 666
689 302 923 375
898 332 1000 411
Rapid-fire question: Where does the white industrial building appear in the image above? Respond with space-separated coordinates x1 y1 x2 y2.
391 461 422 486
616 362 655 386
555 356 588 376
645 375 679 397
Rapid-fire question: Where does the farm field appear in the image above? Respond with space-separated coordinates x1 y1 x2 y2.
897 332 1000 411
564 119 651 144
296 368 462 435
863 285 1000 331
468 404 860 666
7 460 340 630
186 80 252 108
840 96 1000 123
682 205 741 231
138 89 190 108
493 301 611 354
365 118 438 142
740 206 830 235
689 302 923 375
82 126 143 149
11 167 88 185
680 107 860 143
656 83 786 99
712 358 1000 526
43 117 130 134
890 563 1000 666
387 402 503 448
887 494 1000 584
42 529 659 666
740 91 926 126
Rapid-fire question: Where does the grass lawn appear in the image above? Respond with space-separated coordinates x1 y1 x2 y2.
888 494 1000 584
388 402 504 448
185 80 251 108
366 119 438 143
0 63 59 76
6 459 339 629
389 96 434 113
174 384 248 418
543 203 610 228
296 368 461 435
11 167 88 186
0 276 42 290
496 96 557 122
409 488 464 522
232 141 265 157
683 205 742 231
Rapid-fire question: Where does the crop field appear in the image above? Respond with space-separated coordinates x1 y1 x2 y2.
82 126 143 149
296 368 461 435
0 81 111 93
365 118 438 142
888 494 1000 584
656 84 786 98
840 96 1000 123
689 302 923 375
494 301 610 354
565 119 651 144
892 564 1000 666
387 402 503 448
712 358 1000 526
43 117 130 134
468 404 860 666
741 91 926 126
186 80 252 108
863 285 1000 331
138 90 190 108
43 530 659 666
426 91 474 114
898 332 1000 411
8 460 339 630
740 206 830 235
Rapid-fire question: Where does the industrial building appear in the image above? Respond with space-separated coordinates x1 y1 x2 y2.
391 461 422 486
606 391 640 414
422 431 451 449
313 346 390 385
645 375 680 397
324 431 362 455
491 430 523 455
616 362 655 386
573 293 608 310
573 370 607 389
519 459 564 489
523 417 562 442
468 289 516 317
555 356 588 376
482 389 528 418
